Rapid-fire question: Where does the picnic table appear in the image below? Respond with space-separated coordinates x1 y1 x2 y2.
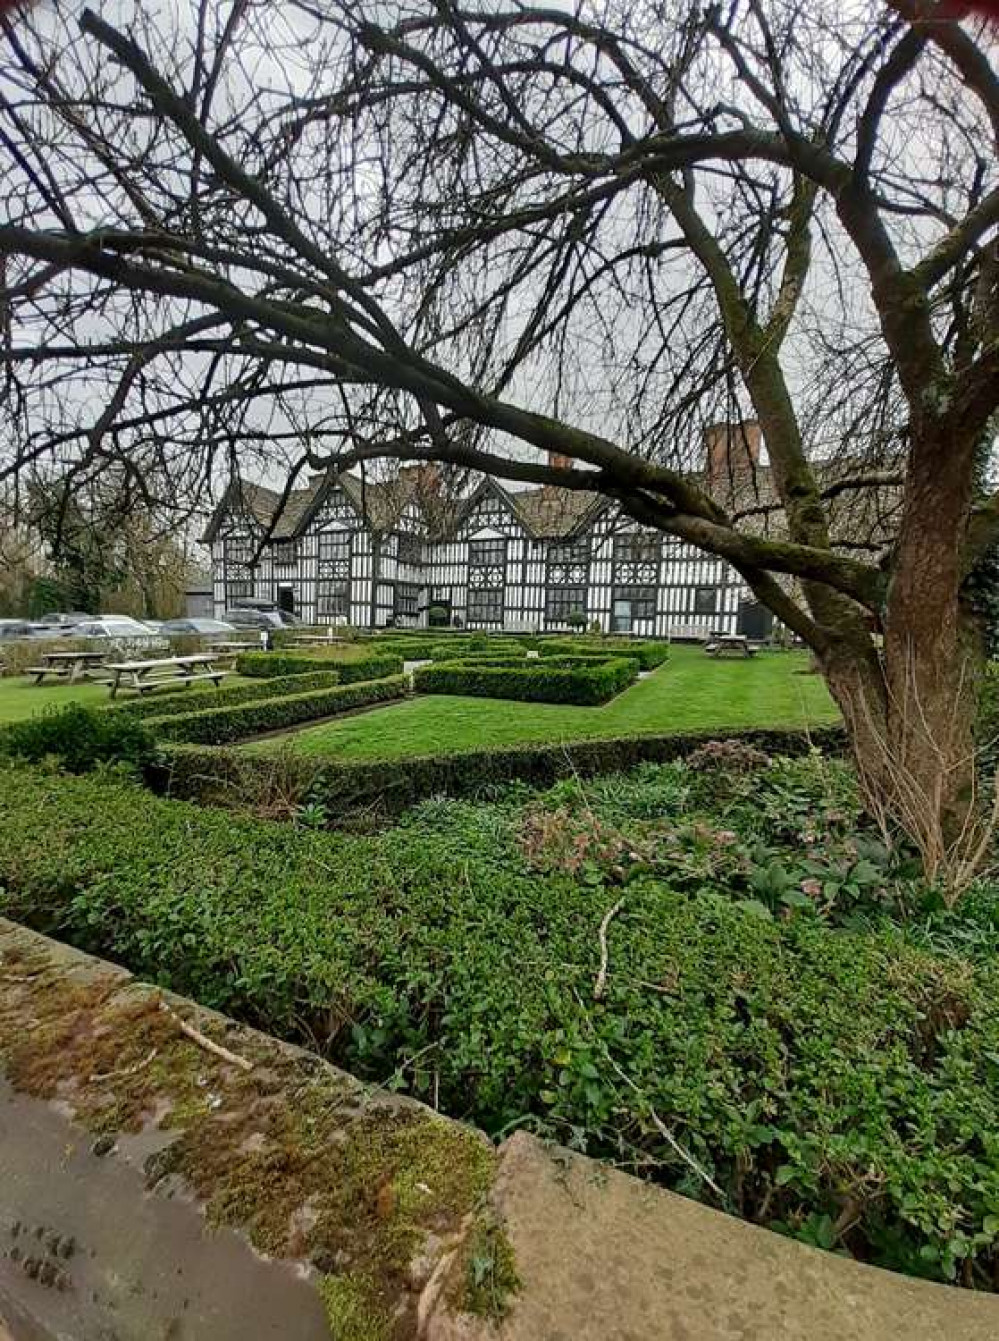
28 649 110 685
703 632 757 659
214 640 258 653
104 653 231 699
285 633 346 646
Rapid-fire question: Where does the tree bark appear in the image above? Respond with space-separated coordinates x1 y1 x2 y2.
816 422 988 898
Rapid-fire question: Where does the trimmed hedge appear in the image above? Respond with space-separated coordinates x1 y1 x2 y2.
413 656 637 705
156 722 848 818
235 651 403 682
104 670 341 721
539 639 670 670
0 703 156 773
147 675 408 745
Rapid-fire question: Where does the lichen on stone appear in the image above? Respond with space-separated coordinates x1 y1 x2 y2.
0 930 506 1340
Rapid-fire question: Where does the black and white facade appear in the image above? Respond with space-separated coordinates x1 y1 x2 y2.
204 464 774 638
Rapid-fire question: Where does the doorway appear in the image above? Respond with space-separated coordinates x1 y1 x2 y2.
736 600 772 640
612 598 632 633
276 585 296 616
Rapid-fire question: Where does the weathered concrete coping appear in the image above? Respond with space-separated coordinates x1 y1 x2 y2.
3 918 999 1340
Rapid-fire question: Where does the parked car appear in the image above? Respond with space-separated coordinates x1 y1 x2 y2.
36 611 92 628
158 617 237 638
71 616 162 640
224 607 303 630
0 619 51 641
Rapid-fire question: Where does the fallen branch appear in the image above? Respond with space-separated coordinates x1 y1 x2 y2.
91 1046 158 1083
593 898 625 1001
159 1001 253 1072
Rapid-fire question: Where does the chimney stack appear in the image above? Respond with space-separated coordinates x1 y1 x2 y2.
703 421 762 488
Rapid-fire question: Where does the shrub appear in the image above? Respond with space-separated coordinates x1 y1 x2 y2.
0 704 155 772
413 657 636 705
106 669 341 721
686 738 773 773
539 640 670 670
159 723 846 820
147 675 408 745
3 756 999 1286
236 651 403 682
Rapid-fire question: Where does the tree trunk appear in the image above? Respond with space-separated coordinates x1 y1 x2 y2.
817 423 989 901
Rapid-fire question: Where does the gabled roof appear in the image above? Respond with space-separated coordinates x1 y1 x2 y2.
456 476 606 541
201 479 284 545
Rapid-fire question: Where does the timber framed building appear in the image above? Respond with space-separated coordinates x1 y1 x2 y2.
203 423 894 639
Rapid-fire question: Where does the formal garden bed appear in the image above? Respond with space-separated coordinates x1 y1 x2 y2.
1 723 999 1289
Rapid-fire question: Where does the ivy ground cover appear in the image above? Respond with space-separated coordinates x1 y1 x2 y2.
2 747 999 1288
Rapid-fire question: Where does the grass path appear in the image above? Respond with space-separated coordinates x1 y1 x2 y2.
248 644 838 761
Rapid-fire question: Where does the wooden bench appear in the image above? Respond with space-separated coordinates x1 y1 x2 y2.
104 654 230 699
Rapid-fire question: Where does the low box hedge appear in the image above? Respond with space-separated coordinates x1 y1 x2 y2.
539 639 670 670
235 651 403 682
156 722 848 818
105 669 341 720
413 656 637 705
148 675 408 745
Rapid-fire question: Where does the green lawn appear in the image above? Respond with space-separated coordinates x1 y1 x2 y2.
0 675 249 722
250 644 838 760
0 678 113 722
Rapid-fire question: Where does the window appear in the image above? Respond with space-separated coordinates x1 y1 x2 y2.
547 536 590 566
397 533 422 565
613 532 660 564
273 540 297 565
395 583 420 617
693 586 717 616
546 587 587 621
614 586 657 619
467 589 504 624
317 579 350 617
319 532 351 564
469 537 507 567
225 579 253 603
224 535 252 565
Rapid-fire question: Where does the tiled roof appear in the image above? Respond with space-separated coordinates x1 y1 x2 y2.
506 486 605 539
212 452 900 557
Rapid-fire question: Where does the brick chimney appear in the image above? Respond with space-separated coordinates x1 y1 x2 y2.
703 421 762 488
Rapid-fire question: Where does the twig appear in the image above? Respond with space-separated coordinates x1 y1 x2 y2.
645 1106 726 1202
159 1001 253 1072
593 897 624 1001
91 1046 158 1083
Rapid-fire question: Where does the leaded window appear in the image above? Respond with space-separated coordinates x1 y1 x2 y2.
317 579 350 617
612 531 660 585
614 586 657 620
546 586 587 621
225 578 252 603
469 538 507 567
319 531 351 580
467 588 504 624
273 540 297 565
546 535 590 587
468 536 507 593
224 535 252 565
395 583 420 617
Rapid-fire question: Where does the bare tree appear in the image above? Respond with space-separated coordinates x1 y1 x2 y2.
1 0 998 886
